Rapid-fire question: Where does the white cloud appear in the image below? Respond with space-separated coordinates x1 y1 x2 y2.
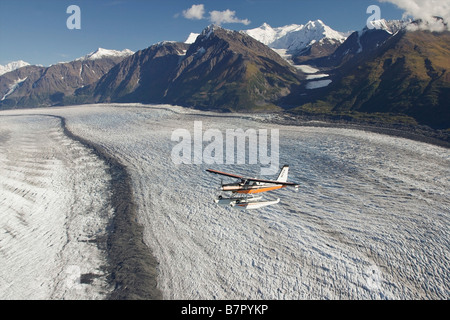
378 0 450 31
182 4 205 20
209 9 251 25
180 4 250 26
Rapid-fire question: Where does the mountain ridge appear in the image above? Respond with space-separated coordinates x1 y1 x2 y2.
243 20 348 64
292 28 450 130
88 25 301 111
243 20 347 52
0 49 133 108
0 20 449 131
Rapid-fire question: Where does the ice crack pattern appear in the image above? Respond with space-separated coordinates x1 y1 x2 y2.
0 104 448 299
0 115 113 299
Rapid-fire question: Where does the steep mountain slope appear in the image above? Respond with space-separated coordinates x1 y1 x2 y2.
0 49 133 108
0 65 46 107
91 25 301 111
310 19 410 69
90 42 189 103
165 25 301 111
295 30 450 129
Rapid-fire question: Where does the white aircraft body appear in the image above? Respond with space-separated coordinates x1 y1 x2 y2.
207 165 298 210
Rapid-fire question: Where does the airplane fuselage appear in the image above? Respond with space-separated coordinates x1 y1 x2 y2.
221 182 286 194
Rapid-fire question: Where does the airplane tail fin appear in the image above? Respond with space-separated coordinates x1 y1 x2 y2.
277 165 289 182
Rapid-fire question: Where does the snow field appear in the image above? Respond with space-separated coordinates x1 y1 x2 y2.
0 115 114 299
53 105 448 299
1 104 448 300
305 79 332 89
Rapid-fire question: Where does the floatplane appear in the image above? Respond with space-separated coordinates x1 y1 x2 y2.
206 165 299 210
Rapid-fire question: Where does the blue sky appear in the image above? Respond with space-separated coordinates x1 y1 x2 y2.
0 0 406 66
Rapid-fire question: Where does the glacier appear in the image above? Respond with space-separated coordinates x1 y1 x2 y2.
0 104 448 299
0 114 113 299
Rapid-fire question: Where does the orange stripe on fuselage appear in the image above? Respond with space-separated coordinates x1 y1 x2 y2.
236 185 284 194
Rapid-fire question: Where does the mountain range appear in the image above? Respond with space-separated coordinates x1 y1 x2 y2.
0 48 133 107
292 19 450 130
84 25 301 111
0 19 449 130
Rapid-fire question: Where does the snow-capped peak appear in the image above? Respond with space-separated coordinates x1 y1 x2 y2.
243 23 301 46
0 60 30 76
76 48 134 61
200 24 222 39
364 19 411 34
243 20 347 53
185 32 200 44
304 19 345 41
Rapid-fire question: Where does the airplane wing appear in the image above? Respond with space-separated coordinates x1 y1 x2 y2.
206 169 299 186
206 169 245 180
